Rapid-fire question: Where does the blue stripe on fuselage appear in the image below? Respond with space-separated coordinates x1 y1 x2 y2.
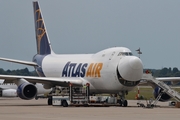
62 61 103 78
62 62 88 77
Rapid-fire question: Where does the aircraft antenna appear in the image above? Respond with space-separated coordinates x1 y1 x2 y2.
136 47 142 58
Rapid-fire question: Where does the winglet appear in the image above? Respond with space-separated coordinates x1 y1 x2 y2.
33 1 54 55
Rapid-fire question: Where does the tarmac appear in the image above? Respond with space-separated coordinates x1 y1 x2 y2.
0 97 180 120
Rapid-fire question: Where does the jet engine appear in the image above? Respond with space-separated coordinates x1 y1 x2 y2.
1 89 17 97
153 86 171 102
17 83 37 100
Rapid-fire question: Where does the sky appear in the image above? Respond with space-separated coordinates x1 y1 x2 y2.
0 0 180 71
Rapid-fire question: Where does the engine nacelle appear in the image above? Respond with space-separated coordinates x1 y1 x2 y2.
1 89 17 97
17 83 37 100
153 87 171 102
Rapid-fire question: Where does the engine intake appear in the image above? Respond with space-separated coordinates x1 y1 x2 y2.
17 83 37 100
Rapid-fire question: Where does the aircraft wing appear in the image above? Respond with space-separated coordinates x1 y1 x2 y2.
0 57 38 66
141 73 180 82
140 73 180 86
156 77 180 81
0 75 83 87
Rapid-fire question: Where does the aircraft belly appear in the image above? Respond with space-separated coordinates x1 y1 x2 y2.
89 72 136 93
87 75 119 93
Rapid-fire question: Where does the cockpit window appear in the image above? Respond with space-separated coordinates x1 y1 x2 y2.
118 52 133 56
129 52 133 56
125 52 128 56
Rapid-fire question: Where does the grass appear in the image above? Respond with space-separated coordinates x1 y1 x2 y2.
126 87 154 100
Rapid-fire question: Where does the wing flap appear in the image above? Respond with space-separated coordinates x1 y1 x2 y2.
156 77 180 81
0 57 38 66
0 75 83 87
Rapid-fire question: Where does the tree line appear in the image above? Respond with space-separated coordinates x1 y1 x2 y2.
144 67 180 77
0 68 38 76
0 67 179 77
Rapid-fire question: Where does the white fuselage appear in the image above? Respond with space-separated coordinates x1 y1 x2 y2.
39 47 143 94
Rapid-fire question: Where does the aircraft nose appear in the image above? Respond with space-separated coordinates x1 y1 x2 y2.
129 56 143 70
118 56 143 81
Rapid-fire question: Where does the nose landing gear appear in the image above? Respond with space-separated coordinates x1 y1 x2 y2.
118 91 128 107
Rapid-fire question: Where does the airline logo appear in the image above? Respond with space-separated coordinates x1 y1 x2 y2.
62 62 103 77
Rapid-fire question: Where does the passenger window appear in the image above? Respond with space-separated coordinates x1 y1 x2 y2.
117 52 122 56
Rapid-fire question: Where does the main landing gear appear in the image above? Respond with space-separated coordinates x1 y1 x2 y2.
118 91 128 107
47 97 52 105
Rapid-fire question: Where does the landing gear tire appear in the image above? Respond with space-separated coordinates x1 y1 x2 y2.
119 100 122 106
119 100 128 107
35 96 38 100
118 91 128 107
62 100 68 107
123 100 128 107
48 97 52 105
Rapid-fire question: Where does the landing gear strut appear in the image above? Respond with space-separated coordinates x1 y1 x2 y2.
47 97 52 105
119 91 128 107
